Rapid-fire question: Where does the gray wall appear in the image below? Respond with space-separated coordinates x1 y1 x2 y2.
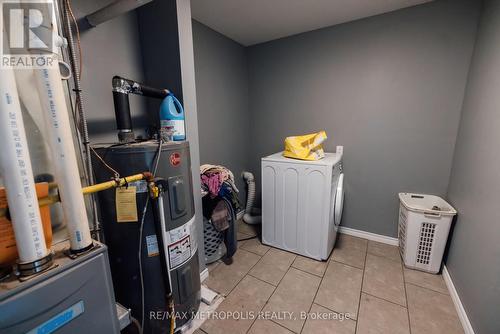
71 0 148 143
246 0 480 237
445 1 499 332
192 21 250 203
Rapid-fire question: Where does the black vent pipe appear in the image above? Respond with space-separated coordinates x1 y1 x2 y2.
112 76 170 142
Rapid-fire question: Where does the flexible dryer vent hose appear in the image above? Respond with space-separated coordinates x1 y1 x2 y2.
242 172 262 225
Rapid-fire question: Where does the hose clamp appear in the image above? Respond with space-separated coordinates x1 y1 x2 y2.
17 252 54 277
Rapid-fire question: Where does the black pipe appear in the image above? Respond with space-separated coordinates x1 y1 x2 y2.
112 76 170 143
112 90 133 142
136 82 169 99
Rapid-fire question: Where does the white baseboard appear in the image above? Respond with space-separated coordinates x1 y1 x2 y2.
442 265 475 334
339 226 399 246
200 268 209 282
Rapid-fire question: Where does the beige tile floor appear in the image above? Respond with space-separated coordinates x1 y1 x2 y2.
199 222 463 334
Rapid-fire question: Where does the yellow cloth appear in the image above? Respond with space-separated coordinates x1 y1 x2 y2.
283 131 327 161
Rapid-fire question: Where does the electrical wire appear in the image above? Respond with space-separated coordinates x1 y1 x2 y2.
90 146 120 179
137 196 149 332
138 140 163 332
130 316 143 334
152 140 163 176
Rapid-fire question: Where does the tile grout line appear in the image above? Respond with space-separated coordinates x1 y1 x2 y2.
361 291 408 309
329 235 368 270
313 242 363 321
313 301 359 317
274 244 363 331
254 265 293 334
209 237 407 333
240 244 271 257
289 265 326 279
309 301 358 324
221 248 269 297
298 258 333 333
330 258 365 271
202 248 267 333
354 244 368 334
366 250 402 264
241 262 272 334
245 252 297 334
269 318 297 334
366 240 450 293
246 272 279 287
404 281 450 296
402 261 412 334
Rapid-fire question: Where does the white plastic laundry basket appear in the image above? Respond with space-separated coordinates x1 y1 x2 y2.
398 193 457 274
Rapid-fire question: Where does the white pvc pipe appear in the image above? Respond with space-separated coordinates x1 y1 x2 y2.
0 66 49 263
35 67 92 251
26 1 92 252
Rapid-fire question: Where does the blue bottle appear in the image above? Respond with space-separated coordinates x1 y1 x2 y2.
159 93 185 141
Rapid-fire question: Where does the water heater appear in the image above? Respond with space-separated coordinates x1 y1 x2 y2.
93 140 200 333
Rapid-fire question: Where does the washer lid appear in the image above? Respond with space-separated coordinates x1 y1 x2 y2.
262 151 342 166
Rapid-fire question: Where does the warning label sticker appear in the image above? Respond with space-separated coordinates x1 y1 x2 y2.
167 235 191 270
145 234 159 257
165 218 197 270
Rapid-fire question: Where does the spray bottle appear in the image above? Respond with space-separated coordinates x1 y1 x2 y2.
159 93 185 141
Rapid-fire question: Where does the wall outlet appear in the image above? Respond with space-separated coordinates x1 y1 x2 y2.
336 145 344 155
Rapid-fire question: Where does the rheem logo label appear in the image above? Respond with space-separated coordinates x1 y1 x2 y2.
170 153 181 167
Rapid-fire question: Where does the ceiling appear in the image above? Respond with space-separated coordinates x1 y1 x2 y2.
191 0 433 46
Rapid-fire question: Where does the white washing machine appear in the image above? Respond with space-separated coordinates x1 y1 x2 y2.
261 147 344 260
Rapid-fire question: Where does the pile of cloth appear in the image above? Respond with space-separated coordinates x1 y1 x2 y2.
200 164 240 211
200 164 240 259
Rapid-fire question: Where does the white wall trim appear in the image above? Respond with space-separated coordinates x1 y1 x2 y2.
200 268 209 282
442 265 475 334
339 226 399 246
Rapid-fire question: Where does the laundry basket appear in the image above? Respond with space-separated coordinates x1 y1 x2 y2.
203 217 226 264
398 193 457 274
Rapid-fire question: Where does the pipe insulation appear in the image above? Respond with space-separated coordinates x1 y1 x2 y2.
34 67 92 252
242 172 262 225
0 65 49 263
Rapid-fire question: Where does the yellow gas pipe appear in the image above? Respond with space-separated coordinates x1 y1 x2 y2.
82 172 152 195
16 172 154 210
